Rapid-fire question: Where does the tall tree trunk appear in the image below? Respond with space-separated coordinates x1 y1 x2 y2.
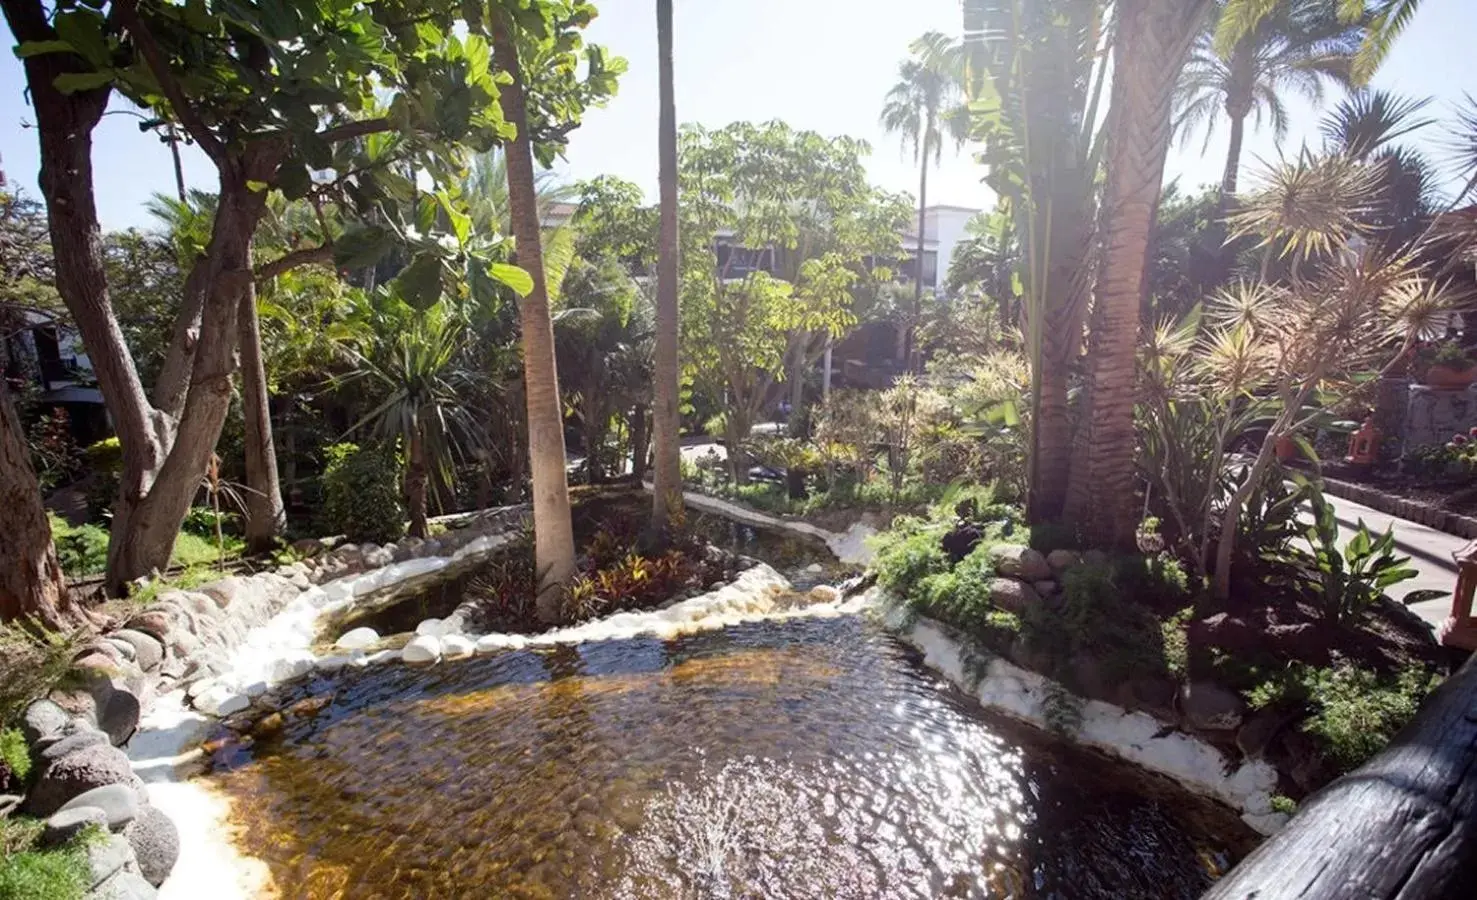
629 402 650 483
1220 112 1247 198
407 427 429 539
1065 0 1210 550
650 0 685 533
0 380 84 629
493 13 577 622
787 340 806 438
909 153 929 373
106 172 270 592
239 279 284 551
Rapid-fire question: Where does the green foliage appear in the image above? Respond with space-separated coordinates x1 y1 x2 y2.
910 542 1002 634
0 819 99 900
1042 681 1084 736
27 408 83 493
1020 561 1181 685
0 726 32 784
1270 794 1299 815
321 443 406 544
0 622 82 731
181 506 243 539
82 437 122 519
1428 339 1474 369
1248 662 1441 772
1114 555 1195 609
48 514 108 578
871 517 950 599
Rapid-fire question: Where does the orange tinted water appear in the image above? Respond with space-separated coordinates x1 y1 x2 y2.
207 617 1256 899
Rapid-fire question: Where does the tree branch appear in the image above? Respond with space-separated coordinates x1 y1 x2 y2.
254 244 334 282
317 118 392 144
114 0 230 171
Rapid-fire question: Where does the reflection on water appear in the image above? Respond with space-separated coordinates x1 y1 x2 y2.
209 617 1255 899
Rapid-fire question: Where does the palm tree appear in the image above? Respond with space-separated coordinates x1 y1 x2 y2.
342 297 478 539
959 1 1107 523
491 9 577 622
1175 0 1361 197
1220 1 1422 85
1065 0 1213 549
650 0 684 534
880 41 968 373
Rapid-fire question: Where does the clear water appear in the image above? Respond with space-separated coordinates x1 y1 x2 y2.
208 616 1254 899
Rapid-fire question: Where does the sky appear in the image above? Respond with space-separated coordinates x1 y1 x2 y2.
1 0 1474 232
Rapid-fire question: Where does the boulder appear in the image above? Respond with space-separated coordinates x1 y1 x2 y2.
987 578 1042 615
415 618 449 638
122 804 179 887
41 805 108 845
1046 549 1081 573
363 545 394 568
1179 680 1246 731
25 743 136 816
93 867 158 900
193 685 250 717
56 783 141 831
85 832 139 889
103 637 137 663
1082 548 1111 568
109 630 164 673
440 635 474 660
402 635 442 665
1117 676 1179 724
38 729 110 764
987 545 1052 581
1032 580 1058 596
20 699 72 747
122 611 171 643
265 653 315 684
198 576 253 610
335 627 380 651
290 573 312 590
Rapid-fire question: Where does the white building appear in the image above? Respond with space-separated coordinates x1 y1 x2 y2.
900 204 981 295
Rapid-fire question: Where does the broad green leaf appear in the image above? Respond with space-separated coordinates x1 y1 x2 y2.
15 40 75 58
52 70 113 93
488 262 534 298
394 252 446 310
333 224 394 270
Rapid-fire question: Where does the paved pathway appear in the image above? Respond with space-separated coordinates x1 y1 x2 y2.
1323 493 1462 630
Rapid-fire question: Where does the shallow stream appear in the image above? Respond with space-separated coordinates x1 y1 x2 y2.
206 611 1255 898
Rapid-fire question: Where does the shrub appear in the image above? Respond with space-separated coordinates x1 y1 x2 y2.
28 408 82 492
1114 555 1194 609
910 542 1000 633
321 443 405 544
181 505 243 538
1301 665 1440 771
871 518 950 598
0 726 31 788
1022 561 1176 684
82 437 122 519
48 514 109 578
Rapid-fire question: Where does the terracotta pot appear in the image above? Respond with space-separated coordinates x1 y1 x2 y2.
1424 364 1477 389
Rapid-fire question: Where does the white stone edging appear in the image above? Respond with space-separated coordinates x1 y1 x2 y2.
661 485 878 567
870 592 1289 836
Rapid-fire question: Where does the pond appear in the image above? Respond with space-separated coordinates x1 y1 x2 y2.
206 614 1255 899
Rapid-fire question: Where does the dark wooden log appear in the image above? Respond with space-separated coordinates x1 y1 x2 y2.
1204 655 1477 900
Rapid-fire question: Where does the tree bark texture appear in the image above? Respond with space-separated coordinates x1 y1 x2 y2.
407 427 429 539
909 151 929 373
493 12 578 622
650 0 685 532
629 402 650 483
239 278 285 551
1064 0 1210 550
0 380 81 629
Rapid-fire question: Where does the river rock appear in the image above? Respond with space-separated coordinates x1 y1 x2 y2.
122 611 172 643
103 637 137 663
314 654 353 672
363 545 394 568
85 832 139 889
198 576 252 610
93 868 158 900
1046 549 1081 573
403 635 442 665
123 804 179 887
39 728 109 764
57 783 141 831
415 618 450 638
194 685 250 717
25 743 136 816
808 585 841 604
1180 681 1246 731
1032 580 1058 596
21 699 72 747
988 545 1052 581
336 627 380 651
987 578 1042 615
441 634 474 660
110 630 164 673
1082 548 1111 568
266 653 315 684
41 805 108 845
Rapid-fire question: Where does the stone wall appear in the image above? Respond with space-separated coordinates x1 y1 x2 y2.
1402 383 1477 451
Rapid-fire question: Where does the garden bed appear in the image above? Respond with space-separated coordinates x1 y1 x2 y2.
867 486 1452 814
1314 463 1477 539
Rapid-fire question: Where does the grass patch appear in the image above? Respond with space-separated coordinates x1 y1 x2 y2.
48 513 243 579
0 819 102 900
0 623 83 730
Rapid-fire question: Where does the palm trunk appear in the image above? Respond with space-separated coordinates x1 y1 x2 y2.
0 380 82 629
407 427 429 539
910 152 929 373
1065 0 1210 550
1220 112 1246 198
629 402 650 483
493 12 577 622
239 279 285 551
650 0 685 533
